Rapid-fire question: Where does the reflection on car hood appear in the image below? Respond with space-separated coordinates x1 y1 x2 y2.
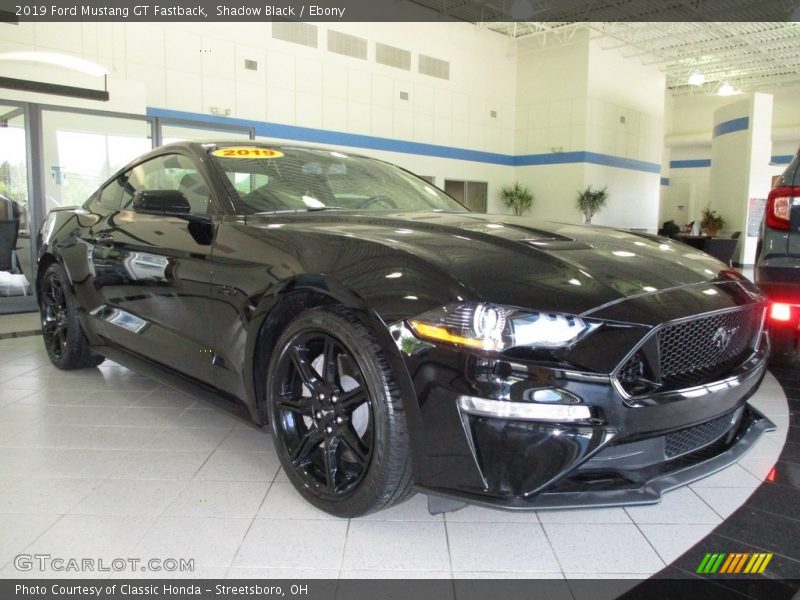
245 211 754 316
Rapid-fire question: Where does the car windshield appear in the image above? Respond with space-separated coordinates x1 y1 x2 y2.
208 146 466 214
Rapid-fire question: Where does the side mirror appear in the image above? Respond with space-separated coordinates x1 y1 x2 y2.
132 190 191 216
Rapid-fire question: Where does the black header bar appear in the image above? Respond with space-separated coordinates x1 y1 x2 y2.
1 0 798 22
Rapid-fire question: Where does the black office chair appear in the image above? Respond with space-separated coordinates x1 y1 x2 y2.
0 219 20 272
704 238 738 266
658 220 681 239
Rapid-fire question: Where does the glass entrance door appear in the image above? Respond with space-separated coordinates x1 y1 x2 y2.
0 103 34 311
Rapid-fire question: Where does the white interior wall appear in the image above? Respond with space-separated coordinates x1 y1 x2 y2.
586 37 665 165
513 32 590 223
514 164 585 222
0 20 520 213
583 37 664 229
515 32 590 155
513 32 663 228
2 20 795 231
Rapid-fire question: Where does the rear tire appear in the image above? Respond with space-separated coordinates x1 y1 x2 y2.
39 263 104 370
265 305 413 517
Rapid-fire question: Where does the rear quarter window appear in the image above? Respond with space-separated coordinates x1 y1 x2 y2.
88 176 128 210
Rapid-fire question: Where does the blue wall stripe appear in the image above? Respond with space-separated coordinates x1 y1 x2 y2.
580 151 661 174
147 107 661 174
660 177 670 186
513 150 659 173
670 155 794 169
670 159 712 169
712 116 749 138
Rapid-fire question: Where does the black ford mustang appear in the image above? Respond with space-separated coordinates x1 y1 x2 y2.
37 141 774 517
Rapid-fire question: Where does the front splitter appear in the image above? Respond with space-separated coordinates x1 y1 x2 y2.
424 404 776 515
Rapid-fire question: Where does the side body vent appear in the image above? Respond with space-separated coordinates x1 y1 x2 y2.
419 54 450 80
272 22 318 48
376 43 411 71
328 30 368 60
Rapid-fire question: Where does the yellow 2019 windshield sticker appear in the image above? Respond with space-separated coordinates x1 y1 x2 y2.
211 147 284 159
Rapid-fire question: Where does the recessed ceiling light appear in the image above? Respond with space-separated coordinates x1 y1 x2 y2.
688 72 705 86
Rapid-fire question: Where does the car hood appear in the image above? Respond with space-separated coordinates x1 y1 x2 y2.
245 211 755 318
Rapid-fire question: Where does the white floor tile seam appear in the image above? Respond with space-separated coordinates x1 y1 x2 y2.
687 480 744 523
0 512 68 574
621 494 723 526
223 479 278 579
442 509 545 524
627 519 672 568
536 517 570 576
738 459 778 480
335 519 353 579
0 477 111 516
2 512 70 574
439 513 457 578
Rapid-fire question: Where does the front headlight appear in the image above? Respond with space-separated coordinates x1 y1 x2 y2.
407 303 599 352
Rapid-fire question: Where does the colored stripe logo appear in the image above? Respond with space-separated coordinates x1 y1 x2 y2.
696 552 773 574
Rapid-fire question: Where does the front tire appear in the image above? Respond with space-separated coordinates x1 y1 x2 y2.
265 305 413 517
39 263 104 370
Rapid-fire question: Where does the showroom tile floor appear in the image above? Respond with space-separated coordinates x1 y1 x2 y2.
646 361 800 589
0 335 789 581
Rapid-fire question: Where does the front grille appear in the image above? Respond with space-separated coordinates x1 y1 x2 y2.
617 352 651 396
616 306 763 397
658 307 761 390
664 412 736 459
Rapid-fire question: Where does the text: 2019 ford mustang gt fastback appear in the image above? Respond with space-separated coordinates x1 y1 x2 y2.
38 141 774 516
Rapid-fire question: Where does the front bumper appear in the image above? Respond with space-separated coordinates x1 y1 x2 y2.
397 325 773 512
426 403 773 513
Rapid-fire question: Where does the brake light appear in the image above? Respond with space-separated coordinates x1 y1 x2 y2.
766 186 800 231
770 303 792 322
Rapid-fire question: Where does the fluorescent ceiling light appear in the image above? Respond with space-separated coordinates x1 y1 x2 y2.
0 51 108 77
688 72 705 86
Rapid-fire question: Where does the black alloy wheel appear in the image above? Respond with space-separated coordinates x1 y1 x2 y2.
39 263 104 370
266 306 413 517
273 330 374 495
41 270 69 361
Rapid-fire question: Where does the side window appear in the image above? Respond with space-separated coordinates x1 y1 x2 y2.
120 154 214 215
92 176 127 210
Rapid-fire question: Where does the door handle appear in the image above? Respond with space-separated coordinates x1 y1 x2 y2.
94 233 115 247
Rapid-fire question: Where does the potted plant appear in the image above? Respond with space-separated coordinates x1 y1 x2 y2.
500 182 534 217
700 207 725 236
576 185 608 224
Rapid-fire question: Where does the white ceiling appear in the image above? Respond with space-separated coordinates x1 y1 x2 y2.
481 22 800 96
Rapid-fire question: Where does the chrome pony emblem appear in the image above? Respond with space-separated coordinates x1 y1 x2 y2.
712 326 738 351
